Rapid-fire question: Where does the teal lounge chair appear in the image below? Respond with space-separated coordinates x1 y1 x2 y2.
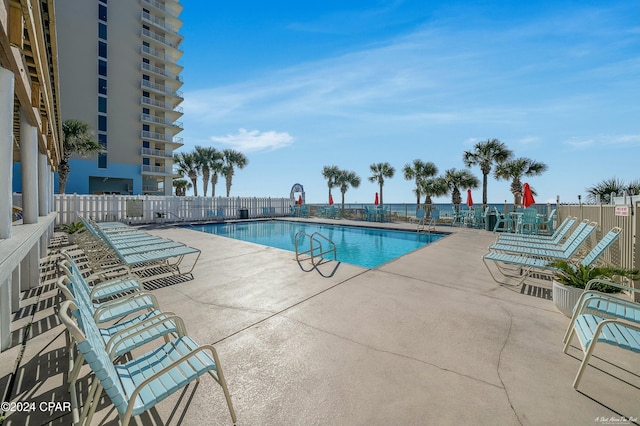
58 300 236 425
497 217 575 244
537 208 557 235
483 227 622 286
488 221 594 259
562 287 640 389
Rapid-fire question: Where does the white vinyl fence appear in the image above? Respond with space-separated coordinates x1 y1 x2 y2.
46 194 292 225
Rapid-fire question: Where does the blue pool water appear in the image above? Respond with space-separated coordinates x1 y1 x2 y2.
187 221 444 268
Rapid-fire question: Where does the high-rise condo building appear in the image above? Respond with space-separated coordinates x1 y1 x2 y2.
55 0 184 195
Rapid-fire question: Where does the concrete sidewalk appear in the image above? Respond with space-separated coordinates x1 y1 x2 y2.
1 222 638 425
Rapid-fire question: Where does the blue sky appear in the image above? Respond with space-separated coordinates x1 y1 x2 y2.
177 0 639 204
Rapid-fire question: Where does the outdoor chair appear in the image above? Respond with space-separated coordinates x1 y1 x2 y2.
537 209 557 235
517 208 539 235
488 221 593 258
483 227 621 286
58 300 236 425
492 208 513 233
496 217 574 244
563 279 640 344
562 288 640 389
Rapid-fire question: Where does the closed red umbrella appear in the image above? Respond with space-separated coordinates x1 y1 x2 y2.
522 183 535 207
466 189 473 207
329 194 334 205
298 195 303 205
374 192 379 205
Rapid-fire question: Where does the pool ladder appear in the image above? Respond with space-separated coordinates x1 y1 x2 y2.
294 231 337 266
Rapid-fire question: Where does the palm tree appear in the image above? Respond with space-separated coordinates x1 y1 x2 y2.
334 169 361 214
419 177 448 215
322 165 340 202
443 168 479 211
194 146 221 197
585 177 628 204
221 149 248 197
209 151 224 197
368 162 395 207
403 159 438 207
494 157 548 206
58 119 102 193
629 179 640 195
173 152 199 196
172 179 191 196
462 139 513 207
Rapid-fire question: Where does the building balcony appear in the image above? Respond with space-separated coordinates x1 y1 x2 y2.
140 113 183 130
141 147 173 158
140 131 184 146
141 0 183 18
140 45 182 65
141 80 183 100
141 11 182 37
141 164 173 175
141 28 182 50
140 96 183 114
141 62 182 82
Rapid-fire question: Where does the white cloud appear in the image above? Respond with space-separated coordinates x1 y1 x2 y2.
210 128 294 152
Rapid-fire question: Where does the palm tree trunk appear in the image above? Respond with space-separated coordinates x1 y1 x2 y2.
211 173 217 197
379 182 383 206
58 160 70 194
341 190 346 216
190 177 198 196
202 170 210 197
482 172 488 207
225 172 233 197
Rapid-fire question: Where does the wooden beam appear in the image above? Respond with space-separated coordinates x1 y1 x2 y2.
8 1 22 48
30 80 38 106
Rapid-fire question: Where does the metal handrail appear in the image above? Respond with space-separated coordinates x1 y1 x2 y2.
309 232 336 265
294 231 313 263
294 231 337 266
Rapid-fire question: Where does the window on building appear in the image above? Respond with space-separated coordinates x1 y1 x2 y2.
142 74 150 81
142 124 150 131
142 108 150 114
98 23 107 40
143 141 150 148
98 133 107 148
143 158 150 166
98 41 107 59
98 96 107 113
143 25 150 31
98 115 107 132
142 91 150 97
142 57 150 64
98 60 107 76
98 4 107 22
98 78 107 95
98 153 107 169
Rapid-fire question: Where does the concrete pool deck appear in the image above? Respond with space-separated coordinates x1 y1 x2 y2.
1 219 638 425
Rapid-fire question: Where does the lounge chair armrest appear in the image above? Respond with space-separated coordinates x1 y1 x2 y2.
87 265 132 282
88 278 142 300
93 292 159 322
106 313 186 357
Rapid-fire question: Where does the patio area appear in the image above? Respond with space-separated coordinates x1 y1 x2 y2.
1 220 638 425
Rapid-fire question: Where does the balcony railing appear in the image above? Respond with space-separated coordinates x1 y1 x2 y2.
141 28 181 49
141 147 173 158
141 0 182 18
140 113 184 129
140 45 179 63
141 164 173 175
140 97 183 114
141 80 183 99
141 11 181 35
141 130 171 142
141 62 182 82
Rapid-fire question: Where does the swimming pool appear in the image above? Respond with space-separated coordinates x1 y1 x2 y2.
187 221 444 268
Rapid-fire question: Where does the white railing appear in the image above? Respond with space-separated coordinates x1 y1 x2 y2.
141 130 170 142
54 194 291 225
140 62 182 81
141 164 172 174
141 0 182 18
141 147 171 157
140 96 183 114
140 80 183 98
141 28 180 49
141 11 181 35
